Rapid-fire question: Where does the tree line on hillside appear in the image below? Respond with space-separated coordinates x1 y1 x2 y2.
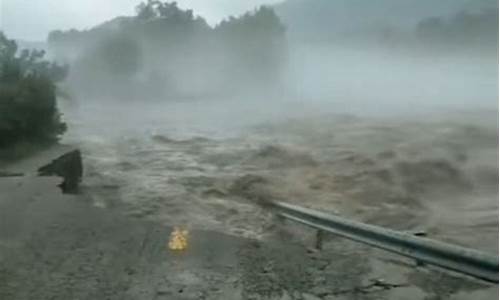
275 0 498 54
48 1 287 101
362 9 498 53
0 32 67 149
416 9 498 50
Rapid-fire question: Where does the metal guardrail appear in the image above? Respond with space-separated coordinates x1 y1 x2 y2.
269 201 499 283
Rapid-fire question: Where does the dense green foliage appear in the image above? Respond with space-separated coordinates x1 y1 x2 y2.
0 32 67 147
48 1 287 100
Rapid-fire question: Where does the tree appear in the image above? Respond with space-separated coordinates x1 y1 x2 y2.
215 6 287 93
136 0 158 20
0 32 67 147
416 9 499 50
48 2 287 100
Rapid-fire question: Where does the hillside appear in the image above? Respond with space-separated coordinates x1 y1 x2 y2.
275 0 498 43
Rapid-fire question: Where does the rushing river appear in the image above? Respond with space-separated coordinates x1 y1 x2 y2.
60 99 498 254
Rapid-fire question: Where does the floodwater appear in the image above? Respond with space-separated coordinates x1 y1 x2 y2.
60 99 498 254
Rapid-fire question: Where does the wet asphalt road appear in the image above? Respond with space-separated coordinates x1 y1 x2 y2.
0 175 497 300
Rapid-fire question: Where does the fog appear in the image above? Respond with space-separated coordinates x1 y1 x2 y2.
47 4 285 102
1 1 498 297
58 42 498 125
285 45 497 117
6 0 499 254
279 0 499 117
45 2 499 259
40 0 497 122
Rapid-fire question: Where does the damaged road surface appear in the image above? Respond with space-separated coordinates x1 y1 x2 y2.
0 176 497 300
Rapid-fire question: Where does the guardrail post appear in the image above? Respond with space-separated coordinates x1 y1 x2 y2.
315 229 324 250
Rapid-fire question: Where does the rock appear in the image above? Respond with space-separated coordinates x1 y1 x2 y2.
38 149 83 194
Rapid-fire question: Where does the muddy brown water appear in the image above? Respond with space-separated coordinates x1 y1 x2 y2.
1 101 497 299
61 101 498 255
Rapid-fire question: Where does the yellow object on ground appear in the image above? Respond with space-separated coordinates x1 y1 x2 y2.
168 227 189 251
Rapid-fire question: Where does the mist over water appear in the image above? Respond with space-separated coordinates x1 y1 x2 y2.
50 0 498 253
287 45 498 115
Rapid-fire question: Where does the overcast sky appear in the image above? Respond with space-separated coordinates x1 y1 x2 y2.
1 0 282 41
